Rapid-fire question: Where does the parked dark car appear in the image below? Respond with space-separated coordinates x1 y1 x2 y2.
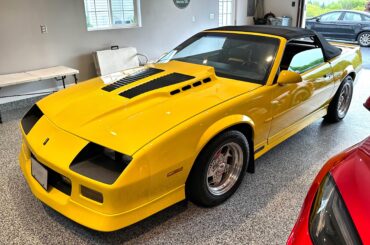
306 10 370 47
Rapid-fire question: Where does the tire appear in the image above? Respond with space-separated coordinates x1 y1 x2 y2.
358 32 370 47
186 130 250 207
325 76 353 123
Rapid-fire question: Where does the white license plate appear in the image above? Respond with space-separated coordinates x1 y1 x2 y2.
31 157 48 190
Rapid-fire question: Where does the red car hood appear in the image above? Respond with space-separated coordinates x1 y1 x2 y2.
331 137 370 244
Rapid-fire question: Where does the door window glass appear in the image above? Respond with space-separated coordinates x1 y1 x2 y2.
342 12 362 21
320 12 341 21
289 48 325 74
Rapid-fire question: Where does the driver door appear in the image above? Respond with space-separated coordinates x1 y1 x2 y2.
268 47 334 142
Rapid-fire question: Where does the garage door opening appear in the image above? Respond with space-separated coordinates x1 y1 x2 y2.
303 0 370 46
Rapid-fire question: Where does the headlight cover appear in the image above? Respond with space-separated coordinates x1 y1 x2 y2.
21 104 43 134
309 174 362 245
70 143 132 185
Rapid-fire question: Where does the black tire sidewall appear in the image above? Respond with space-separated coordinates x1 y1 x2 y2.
186 130 250 207
326 76 353 122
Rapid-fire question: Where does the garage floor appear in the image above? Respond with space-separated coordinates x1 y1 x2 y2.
1 49 370 245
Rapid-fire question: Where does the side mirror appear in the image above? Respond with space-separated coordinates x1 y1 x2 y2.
277 70 302 85
316 17 321 22
364 96 370 111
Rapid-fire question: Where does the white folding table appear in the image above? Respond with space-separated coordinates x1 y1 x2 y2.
0 66 79 123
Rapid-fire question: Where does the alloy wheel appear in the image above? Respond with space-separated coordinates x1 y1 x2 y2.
337 83 352 118
206 142 244 196
359 33 370 46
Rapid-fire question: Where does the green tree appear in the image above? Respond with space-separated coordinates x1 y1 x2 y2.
306 0 367 18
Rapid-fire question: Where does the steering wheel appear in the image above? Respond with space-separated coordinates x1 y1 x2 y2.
242 61 267 74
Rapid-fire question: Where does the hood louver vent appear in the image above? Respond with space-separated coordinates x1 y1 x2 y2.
102 68 164 92
120 73 195 99
169 77 212 96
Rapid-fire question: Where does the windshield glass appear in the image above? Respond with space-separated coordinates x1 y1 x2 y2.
159 32 280 84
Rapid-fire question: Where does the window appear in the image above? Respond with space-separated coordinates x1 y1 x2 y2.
320 12 341 22
289 48 324 74
219 0 234 26
84 0 141 31
161 33 280 84
342 12 362 22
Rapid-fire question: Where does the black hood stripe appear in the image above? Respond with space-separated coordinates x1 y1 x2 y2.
120 73 195 99
102 68 164 92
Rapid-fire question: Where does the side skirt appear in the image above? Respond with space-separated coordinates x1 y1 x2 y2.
254 107 328 160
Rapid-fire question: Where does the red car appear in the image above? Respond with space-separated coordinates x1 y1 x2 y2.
287 98 370 245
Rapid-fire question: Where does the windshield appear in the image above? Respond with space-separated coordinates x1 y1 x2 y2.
159 32 280 84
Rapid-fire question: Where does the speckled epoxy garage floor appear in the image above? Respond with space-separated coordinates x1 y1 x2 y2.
1 56 370 245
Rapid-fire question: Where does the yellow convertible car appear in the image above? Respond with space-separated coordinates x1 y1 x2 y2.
19 26 362 231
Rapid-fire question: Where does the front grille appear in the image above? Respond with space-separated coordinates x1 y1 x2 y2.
102 68 164 92
48 167 72 196
31 155 72 196
120 73 195 98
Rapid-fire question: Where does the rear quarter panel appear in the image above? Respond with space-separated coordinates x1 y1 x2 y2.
328 42 362 93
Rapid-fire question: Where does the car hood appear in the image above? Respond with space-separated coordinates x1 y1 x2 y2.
37 61 261 155
331 137 370 244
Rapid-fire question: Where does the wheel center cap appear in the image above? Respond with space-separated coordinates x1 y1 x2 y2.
218 163 226 172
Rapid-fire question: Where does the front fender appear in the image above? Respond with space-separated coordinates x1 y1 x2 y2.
196 114 255 152
360 27 370 32
343 65 355 80
342 65 357 84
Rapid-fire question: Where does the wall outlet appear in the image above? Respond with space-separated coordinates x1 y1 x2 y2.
40 25 48 34
210 13 215 20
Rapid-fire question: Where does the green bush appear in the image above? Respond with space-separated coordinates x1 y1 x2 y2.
306 0 368 18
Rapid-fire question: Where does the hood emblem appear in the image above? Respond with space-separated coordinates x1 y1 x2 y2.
43 138 50 146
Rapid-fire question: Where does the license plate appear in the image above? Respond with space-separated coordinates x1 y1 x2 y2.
31 157 48 190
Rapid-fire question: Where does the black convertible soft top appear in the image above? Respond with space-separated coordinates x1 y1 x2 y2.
206 25 342 61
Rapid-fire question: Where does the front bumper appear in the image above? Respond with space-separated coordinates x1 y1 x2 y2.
19 145 184 231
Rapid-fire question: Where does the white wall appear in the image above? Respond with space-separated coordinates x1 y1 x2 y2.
0 0 218 103
235 0 248 25
235 0 256 25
